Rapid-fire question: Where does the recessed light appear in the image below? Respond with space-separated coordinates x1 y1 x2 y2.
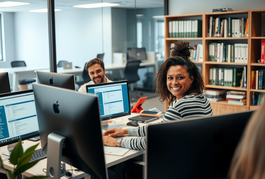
153 15 164 19
73 3 119 8
29 9 62 12
0 1 30 7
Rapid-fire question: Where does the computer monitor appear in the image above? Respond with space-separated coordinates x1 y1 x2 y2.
145 110 255 179
97 53 105 60
0 72 11 94
36 71 76 90
33 84 107 179
0 90 39 149
86 80 131 122
127 47 147 61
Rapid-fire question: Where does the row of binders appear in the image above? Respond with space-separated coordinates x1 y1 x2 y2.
209 67 247 88
168 20 202 38
204 89 246 105
252 92 264 106
208 17 248 38
208 43 248 63
251 70 265 90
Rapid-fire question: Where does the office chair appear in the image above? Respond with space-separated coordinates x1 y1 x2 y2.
96 53 105 60
75 62 91 89
124 60 141 101
11 61 36 90
57 60 68 67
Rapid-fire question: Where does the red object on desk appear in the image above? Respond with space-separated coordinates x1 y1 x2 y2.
131 96 147 113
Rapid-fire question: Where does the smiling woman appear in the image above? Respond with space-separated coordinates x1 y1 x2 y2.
102 40 213 151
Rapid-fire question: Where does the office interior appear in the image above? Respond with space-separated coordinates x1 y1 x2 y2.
0 0 265 178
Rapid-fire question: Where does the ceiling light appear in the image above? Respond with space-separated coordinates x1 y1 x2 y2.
0 1 30 7
29 9 62 12
73 3 119 8
153 15 164 19
136 14 144 17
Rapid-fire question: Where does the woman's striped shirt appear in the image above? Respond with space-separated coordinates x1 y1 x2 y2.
121 94 213 150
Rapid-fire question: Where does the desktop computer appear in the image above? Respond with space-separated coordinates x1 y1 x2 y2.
0 72 11 94
36 71 76 90
86 80 131 129
33 84 108 179
0 90 46 160
145 110 254 179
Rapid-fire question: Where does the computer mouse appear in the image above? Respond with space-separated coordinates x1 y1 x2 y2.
126 121 139 127
75 66 81 68
65 172 72 177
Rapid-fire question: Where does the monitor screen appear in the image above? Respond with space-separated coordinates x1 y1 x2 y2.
0 72 11 94
127 47 147 61
86 81 131 120
36 71 75 90
33 84 107 179
0 90 39 147
145 110 254 179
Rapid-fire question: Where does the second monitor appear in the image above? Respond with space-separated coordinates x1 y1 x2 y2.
36 71 75 90
127 47 147 61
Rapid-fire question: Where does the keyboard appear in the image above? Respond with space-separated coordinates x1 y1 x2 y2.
29 149 47 162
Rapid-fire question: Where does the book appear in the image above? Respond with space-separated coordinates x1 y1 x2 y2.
226 94 246 99
227 100 245 105
226 98 246 102
212 8 234 12
251 70 256 89
233 68 243 87
244 18 249 37
204 89 227 95
228 17 232 37
256 70 259 90
243 66 247 88
209 16 213 37
261 40 265 64
227 91 246 95
258 70 264 90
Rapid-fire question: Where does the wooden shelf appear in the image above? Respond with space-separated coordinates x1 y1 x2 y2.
205 62 248 65
205 37 248 40
251 37 265 39
251 63 265 66
191 61 203 64
205 85 247 91
165 10 265 114
250 89 265 92
165 38 202 40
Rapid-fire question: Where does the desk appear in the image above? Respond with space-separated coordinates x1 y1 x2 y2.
0 113 155 178
0 67 49 92
0 61 157 92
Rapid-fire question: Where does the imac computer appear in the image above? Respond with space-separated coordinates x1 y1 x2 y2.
33 84 107 179
127 47 147 61
86 80 131 128
36 71 76 90
0 90 39 154
0 72 11 94
145 110 255 179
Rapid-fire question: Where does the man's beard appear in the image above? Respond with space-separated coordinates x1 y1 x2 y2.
93 75 105 84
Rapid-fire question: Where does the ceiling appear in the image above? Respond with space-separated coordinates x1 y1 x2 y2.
0 0 164 12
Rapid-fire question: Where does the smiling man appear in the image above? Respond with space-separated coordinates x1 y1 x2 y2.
78 58 112 93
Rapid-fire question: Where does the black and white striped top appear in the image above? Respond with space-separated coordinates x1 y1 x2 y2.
121 94 213 150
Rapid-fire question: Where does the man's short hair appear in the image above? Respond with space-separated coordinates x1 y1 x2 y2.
85 58 105 71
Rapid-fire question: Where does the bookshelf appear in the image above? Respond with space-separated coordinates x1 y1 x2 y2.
164 9 265 115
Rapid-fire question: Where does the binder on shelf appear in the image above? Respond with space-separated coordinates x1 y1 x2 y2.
261 40 265 64
233 68 243 87
243 66 247 89
251 70 256 89
224 68 233 86
228 17 232 37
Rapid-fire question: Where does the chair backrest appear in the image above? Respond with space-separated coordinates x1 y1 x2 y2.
96 53 105 60
11 61 27 67
58 60 68 67
124 60 141 84
82 62 91 82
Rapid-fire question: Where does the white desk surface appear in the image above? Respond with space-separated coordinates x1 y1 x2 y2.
0 112 159 177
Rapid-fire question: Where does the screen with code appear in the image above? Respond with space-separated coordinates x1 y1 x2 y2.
86 81 130 120
0 91 39 145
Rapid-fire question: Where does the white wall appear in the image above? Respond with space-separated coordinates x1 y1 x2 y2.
169 0 265 15
1 8 113 68
1 12 16 68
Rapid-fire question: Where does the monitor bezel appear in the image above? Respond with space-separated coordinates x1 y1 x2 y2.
127 47 147 61
86 80 131 120
0 89 39 147
0 72 11 94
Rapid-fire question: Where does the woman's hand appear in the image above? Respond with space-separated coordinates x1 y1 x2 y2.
103 128 128 137
103 136 118 147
